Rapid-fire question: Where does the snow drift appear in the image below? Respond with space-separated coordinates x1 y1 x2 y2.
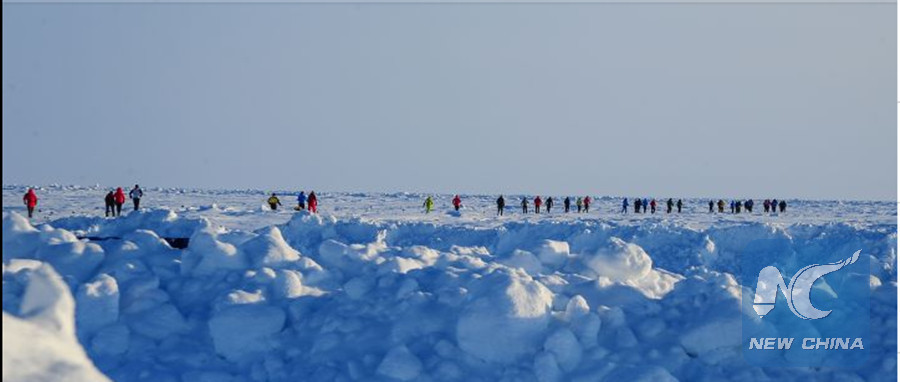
3 262 110 382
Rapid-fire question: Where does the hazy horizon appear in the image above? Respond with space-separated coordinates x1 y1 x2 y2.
3 3 896 200
3 183 896 203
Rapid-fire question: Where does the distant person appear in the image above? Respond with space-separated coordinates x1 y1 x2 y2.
23 188 38 218
717 199 725 213
268 193 282 211
423 196 434 213
546 197 553 213
452 195 462 211
666 198 674 214
104 191 116 217
730 200 735 214
763 199 771 213
735 200 743 213
583 196 592 213
745 199 754 213
634 198 641 213
677 199 683 213
641 198 648 213
779 200 787 213
708 200 714 213
129 185 144 211
622 198 629 214
650 199 657 214
497 195 505 216
771 199 778 214
521 197 529 213
297 191 307 210
113 187 126 216
308 192 318 213
564 197 571 213
576 197 583 213
534 196 542 214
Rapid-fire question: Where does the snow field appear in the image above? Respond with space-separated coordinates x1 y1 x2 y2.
0 189 896 381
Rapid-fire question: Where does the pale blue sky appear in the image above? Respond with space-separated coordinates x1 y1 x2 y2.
2 3 896 200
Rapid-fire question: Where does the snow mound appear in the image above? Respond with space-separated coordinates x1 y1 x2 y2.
456 268 554 364
584 237 653 282
2 212 40 261
582 237 682 299
242 226 301 268
75 274 119 338
537 240 570 268
3 263 110 382
182 228 247 276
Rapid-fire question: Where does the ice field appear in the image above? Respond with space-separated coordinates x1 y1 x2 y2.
2 185 897 381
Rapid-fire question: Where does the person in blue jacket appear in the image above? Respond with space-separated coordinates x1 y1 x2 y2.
296 191 308 210
641 198 649 213
621 198 628 214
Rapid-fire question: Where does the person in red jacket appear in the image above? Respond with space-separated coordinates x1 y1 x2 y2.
533 196 542 214
583 196 592 213
452 195 462 211
308 191 318 213
113 187 127 217
23 188 38 218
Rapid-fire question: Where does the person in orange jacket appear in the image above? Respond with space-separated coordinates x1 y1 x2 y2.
113 187 127 216
452 195 462 211
23 188 38 218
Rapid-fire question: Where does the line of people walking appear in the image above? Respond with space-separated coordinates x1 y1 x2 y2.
20 185 144 219
707 199 786 214
508 195 592 215
104 185 143 217
427 195 594 215
267 191 318 213
425 195 789 216
425 195 463 214
620 198 683 214
16 187 790 220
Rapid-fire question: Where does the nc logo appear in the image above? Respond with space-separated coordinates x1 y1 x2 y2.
752 250 861 320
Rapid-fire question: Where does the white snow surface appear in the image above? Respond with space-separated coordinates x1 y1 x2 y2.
1 185 897 381
3 263 111 382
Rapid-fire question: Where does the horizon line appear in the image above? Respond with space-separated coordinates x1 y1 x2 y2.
2 183 896 203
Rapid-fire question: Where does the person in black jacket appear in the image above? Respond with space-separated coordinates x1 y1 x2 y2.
564 197 571 213
677 199 683 213
546 197 553 213
497 195 505 216
104 191 116 217
521 197 529 213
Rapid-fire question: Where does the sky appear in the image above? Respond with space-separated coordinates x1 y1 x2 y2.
2 3 896 200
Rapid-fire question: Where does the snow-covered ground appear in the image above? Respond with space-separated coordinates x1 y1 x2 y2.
2 185 897 381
